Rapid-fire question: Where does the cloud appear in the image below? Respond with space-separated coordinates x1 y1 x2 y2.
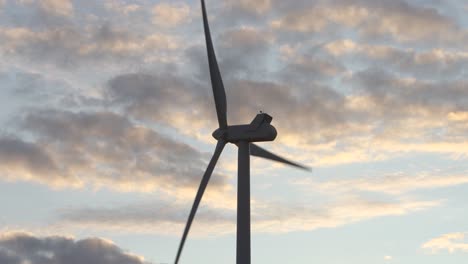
2 0 465 155
0 24 179 68
350 69 468 119
217 26 275 76
252 197 439 233
105 69 354 145
359 0 463 43
270 0 466 44
177 28 466 163
1 0 75 30
151 2 191 27
422 232 468 254
1 0 467 188
2 71 77 107
0 137 60 181
39 0 73 17
16 0 74 18
293 173 468 195
1 0 467 253
48 193 439 236
107 72 211 128
0 109 228 192
225 0 272 16
325 40 468 79
279 48 346 81
56 197 236 236
183 25 277 82
271 3 368 32
0 0 181 69
105 65 468 167
104 1 140 15
0 232 149 264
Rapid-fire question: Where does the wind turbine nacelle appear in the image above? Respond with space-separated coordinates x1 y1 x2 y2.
212 113 277 143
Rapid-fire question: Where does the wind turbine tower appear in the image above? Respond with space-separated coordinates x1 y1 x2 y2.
174 1 310 263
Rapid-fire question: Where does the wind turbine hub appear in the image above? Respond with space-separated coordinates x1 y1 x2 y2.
212 113 277 143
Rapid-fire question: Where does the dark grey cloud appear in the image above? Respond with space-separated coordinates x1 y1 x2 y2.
280 49 346 83
0 109 227 190
107 72 213 127
0 249 19 264
5 71 45 95
2 71 79 108
108 66 328 130
183 26 276 83
351 68 468 116
392 50 468 80
217 27 274 78
0 137 58 176
0 233 149 264
224 79 348 135
106 69 353 144
344 68 468 142
0 70 106 120
0 0 73 29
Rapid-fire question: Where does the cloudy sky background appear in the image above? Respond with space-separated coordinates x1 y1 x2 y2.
0 0 467 263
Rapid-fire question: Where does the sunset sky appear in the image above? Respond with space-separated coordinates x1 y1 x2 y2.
1 0 468 263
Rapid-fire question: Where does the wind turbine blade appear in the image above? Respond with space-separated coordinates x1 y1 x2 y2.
249 143 311 171
174 140 226 264
201 0 228 129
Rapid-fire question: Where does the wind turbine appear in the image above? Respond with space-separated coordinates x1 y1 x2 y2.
174 1 310 263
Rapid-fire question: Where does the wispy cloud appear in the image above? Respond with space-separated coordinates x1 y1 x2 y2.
293 173 468 195
40 195 440 236
270 0 466 44
422 232 468 254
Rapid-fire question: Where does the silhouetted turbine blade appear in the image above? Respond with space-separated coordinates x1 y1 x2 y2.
249 143 311 171
201 0 228 129
174 140 226 264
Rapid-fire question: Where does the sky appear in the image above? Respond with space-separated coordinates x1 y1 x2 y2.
0 0 468 263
